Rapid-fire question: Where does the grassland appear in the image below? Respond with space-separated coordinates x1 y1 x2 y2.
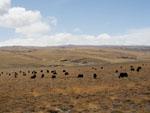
0 46 150 113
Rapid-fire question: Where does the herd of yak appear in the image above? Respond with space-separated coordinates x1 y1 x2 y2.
0 64 144 80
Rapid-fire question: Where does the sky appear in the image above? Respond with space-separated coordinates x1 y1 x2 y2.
0 0 150 46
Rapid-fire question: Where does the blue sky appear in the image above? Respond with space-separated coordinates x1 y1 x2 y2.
11 0 150 35
0 0 150 46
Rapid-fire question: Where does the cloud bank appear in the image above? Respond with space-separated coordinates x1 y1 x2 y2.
0 0 150 46
0 0 10 15
0 0 56 38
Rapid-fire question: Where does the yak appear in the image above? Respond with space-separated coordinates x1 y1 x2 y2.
119 72 128 78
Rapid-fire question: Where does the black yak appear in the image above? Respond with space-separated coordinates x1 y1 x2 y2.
47 70 49 73
23 72 26 76
14 72 18 78
41 74 44 78
19 70 22 73
130 66 135 71
31 74 36 79
78 74 84 78
51 70 57 74
52 75 56 79
137 66 142 72
32 71 37 74
115 70 119 73
93 73 97 79
65 72 69 75
92 67 97 70
119 72 128 78
63 70 66 72
28 70 30 73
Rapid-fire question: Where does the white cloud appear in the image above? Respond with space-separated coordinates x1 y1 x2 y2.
15 21 50 38
0 0 150 46
0 0 56 38
0 7 41 28
0 0 11 15
0 28 150 46
114 28 150 45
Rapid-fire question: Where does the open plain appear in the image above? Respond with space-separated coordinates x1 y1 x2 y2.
0 46 150 113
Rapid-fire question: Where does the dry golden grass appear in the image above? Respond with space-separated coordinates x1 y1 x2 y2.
0 46 150 113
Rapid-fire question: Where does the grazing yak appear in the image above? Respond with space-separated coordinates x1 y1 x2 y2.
14 72 18 75
119 72 128 78
14 72 18 78
137 66 142 72
19 70 22 73
65 72 69 75
52 75 56 79
41 74 44 78
51 70 55 73
53 72 57 75
28 70 30 73
92 67 97 70
14 75 17 78
47 70 49 73
31 74 36 79
51 70 57 74
32 71 37 74
93 73 97 79
78 74 84 78
23 72 26 76
115 70 119 73
63 70 66 72
130 66 135 71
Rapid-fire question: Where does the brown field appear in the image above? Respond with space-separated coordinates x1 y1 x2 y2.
0 46 150 113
